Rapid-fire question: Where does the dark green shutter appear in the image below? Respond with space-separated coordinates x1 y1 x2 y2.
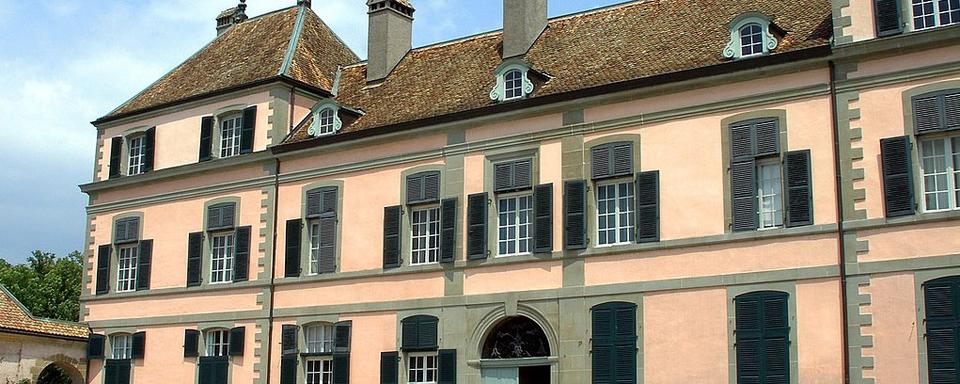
207 203 236 230
307 189 323 218
913 90 960 134
136 240 152 291
383 206 402 268
402 315 439 351
731 160 758 231
199 116 214 162
635 171 659 243
285 219 302 277
132 331 146 359
380 351 399 384
592 142 633 180
466 193 488 260
184 329 200 357
736 291 790 384
143 127 156 173
280 355 298 384
407 171 441 204
109 136 122 179
564 180 587 249
198 356 229 384
105 359 131 384
438 349 457 384
925 277 960 384
233 226 251 282
186 232 203 287
874 0 902 37
494 159 533 192
730 122 754 161
240 106 256 154
784 150 813 227
319 215 338 273
440 198 458 263
333 353 350 384
228 326 245 356
96 245 111 295
755 120 779 157
88 333 105 359
115 218 139 244
880 136 915 217
334 321 352 353
533 183 553 253
281 324 298 355
592 302 637 384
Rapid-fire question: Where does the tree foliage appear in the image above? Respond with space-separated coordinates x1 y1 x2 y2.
0 250 82 322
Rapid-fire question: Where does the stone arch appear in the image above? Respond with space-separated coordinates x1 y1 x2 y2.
36 361 83 384
471 303 558 360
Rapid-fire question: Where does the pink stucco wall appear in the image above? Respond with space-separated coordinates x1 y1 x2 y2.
272 273 445 309
463 261 563 296
644 287 728 383
796 279 844 383
841 0 876 42
85 289 261 321
858 221 960 262
866 273 921 383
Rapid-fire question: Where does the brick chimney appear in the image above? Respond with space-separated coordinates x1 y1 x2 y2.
216 0 249 36
502 0 547 59
366 0 415 82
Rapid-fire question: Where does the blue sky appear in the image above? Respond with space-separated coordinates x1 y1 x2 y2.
0 0 624 263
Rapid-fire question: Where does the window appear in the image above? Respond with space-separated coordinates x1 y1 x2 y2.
408 353 438 384
111 334 132 359
504 69 524 101
116 244 139 292
735 291 790 384
411 206 440 265
920 136 960 211
498 194 533 256
924 276 960 383
318 108 337 136
127 135 146 176
490 64 533 102
210 233 235 284
596 181 635 246
305 323 334 354
723 15 778 59
309 222 322 274
306 358 333 384
219 115 242 158
913 0 960 30
206 330 230 357
758 161 784 229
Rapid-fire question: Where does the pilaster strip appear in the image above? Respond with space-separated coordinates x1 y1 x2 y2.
832 0 854 45
845 275 875 384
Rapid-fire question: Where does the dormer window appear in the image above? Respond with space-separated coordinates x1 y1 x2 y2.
308 104 343 137
723 14 779 60
490 62 534 102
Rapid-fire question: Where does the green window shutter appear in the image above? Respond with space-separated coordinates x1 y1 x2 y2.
591 144 611 179
281 324 299 355
755 119 780 157
88 333 105 359
334 321 352 353
307 189 323 218
199 116 214 162
279 355 298 384
466 193 488 260
104 359 131 384
136 240 152 291
634 171 659 243
592 302 637 384
407 171 441 204
240 106 256 154
438 349 457 384
284 219 302 277
198 356 229 384
380 351 399 384
784 150 813 227
143 127 156 173
736 291 790 384
440 198 458 263
383 206 402 268
494 162 515 192
532 183 553 253
333 353 350 384
880 136 915 217
186 232 203 287
494 159 533 192
402 315 439 351
115 218 139 244
207 203 236 230
731 160 758 232
730 122 754 161
95 245 111 295
132 331 146 359
183 329 200 358
924 277 960 383
233 226 251 282
914 94 945 134
946 93 960 130
109 136 123 179
592 142 633 180
874 0 902 37
563 180 587 249
228 326 245 356
319 215 338 273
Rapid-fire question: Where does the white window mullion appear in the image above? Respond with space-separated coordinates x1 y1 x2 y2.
116 245 139 292
596 181 635 246
411 207 440 265
210 233 235 283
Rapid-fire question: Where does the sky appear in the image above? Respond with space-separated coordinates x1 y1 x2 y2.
0 0 625 264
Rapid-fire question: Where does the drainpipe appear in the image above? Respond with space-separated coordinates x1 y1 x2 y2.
829 60 851 384
264 157 281 384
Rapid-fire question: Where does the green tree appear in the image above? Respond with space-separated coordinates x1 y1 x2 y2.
0 250 82 322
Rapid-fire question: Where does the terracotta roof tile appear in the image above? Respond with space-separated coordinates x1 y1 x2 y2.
284 0 832 144
286 11 360 91
0 285 88 340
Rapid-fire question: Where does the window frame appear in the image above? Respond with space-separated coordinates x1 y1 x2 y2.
110 333 133 360
910 0 960 30
723 14 779 60
209 231 236 284
595 178 636 247
409 204 441 266
303 322 335 355
406 352 439 384
115 243 139 293
308 104 343 137
496 191 534 257
205 329 231 357
489 62 534 102
757 158 785 230
126 134 147 176
218 114 243 159
305 356 333 384
919 134 960 212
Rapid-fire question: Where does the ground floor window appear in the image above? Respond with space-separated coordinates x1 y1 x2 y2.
408 353 438 384
306 357 333 384
111 333 132 359
205 329 230 357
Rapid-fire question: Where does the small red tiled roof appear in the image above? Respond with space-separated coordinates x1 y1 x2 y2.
282 0 832 145
0 285 88 340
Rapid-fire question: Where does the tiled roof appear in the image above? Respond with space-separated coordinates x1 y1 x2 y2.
103 6 358 120
0 285 88 340
282 0 832 145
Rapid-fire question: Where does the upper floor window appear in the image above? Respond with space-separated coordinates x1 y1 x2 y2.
757 160 784 229
912 0 960 30
490 63 534 102
309 105 343 137
723 14 779 60
111 334 132 359
494 158 534 256
107 128 155 179
116 244 139 293
127 135 146 176
210 232 235 284
205 329 230 357
591 142 636 246
220 115 242 158
411 206 441 265
919 136 960 211
306 187 339 275
304 323 335 354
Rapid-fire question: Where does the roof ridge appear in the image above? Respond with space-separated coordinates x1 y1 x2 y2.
279 6 308 76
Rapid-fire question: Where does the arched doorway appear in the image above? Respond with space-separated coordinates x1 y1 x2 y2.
480 316 552 384
36 362 83 384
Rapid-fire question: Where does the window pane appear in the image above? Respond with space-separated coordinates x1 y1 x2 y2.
220 116 242 158
116 245 139 292
411 207 440 265
408 354 438 384
497 195 533 256
739 24 764 56
210 233 235 283
596 181 635 245
310 222 321 274
504 69 523 100
111 334 132 359
127 136 145 175
758 163 783 228
922 139 951 211
205 330 229 357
